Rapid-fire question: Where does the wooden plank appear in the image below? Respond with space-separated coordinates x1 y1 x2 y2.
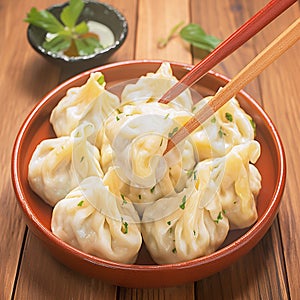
0 1 61 299
191 0 291 298
14 234 117 300
248 1 300 298
118 284 194 300
135 0 192 62
12 1 137 299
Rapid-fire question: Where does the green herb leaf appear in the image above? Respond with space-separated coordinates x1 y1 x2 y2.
74 21 89 35
24 7 65 33
138 194 142 200
167 221 171 226
211 116 217 123
150 186 155 193
168 127 178 138
60 0 84 28
157 21 185 48
180 23 221 52
172 247 177 253
97 74 105 86
214 211 223 224
250 118 256 134
74 37 102 56
77 200 84 206
121 219 128 234
225 112 233 122
42 35 71 53
179 195 187 210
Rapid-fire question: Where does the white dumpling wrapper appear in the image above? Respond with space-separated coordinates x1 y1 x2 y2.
51 176 142 264
28 123 103 206
142 187 229 264
194 140 261 228
50 72 120 145
191 96 255 161
121 62 193 111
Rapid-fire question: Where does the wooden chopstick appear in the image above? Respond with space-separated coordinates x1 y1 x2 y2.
164 17 300 154
158 0 297 105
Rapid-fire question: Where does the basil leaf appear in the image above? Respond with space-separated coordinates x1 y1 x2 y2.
60 0 84 28
74 21 89 35
180 23 221 52
42 35 71 53
74 37 102 56
25 8 64 33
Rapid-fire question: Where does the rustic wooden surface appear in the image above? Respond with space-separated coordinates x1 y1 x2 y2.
1 0 299 299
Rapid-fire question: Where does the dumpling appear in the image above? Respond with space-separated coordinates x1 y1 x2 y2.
121 62 194 111
51 176 142 264
193 140 261 228
191 96 256 161
142 187 229 264
102 101 195 188
28 123 103 206
50 72 120 146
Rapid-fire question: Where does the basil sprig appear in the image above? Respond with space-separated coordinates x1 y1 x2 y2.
25 0 103 56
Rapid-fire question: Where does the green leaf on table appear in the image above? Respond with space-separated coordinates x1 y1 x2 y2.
60 0 85 28
180 23 221 52
24 7 64 33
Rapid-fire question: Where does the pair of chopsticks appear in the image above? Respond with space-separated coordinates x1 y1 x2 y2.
161 0 299 154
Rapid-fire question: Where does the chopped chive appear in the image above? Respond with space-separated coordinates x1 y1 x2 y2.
211 116 216 123
80 156 84 163
179 195 187 210
77 200 84 207
121 194 127 205
168 127 178 138
138 194 142 200
116 108 122 114
164 113 170 119
172 247 177 253
97 74 105 85
167 221 171 226
116 115 120 121
121 218 128 234
225 112 233 122
150 186 155 193
214 211 223 224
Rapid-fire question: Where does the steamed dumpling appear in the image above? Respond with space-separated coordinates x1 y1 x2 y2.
142 187 229 264
102 101 195 189
121 62 194 111
191 96 256 161
50 72 120 146
28 123 103 206
51 176 142 264
193 140 261 228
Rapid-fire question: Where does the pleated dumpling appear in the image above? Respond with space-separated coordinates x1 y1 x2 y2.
28 123 103 206
191 96 256 161
51 176 142 264
142 187 229 264
50 72 120 145
193 140 261 228
121 62 194 111
102 101 195 191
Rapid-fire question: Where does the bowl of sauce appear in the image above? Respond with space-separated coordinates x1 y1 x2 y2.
26 1 128 70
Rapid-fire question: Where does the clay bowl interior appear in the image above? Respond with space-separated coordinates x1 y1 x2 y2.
27 1 128 70
12 60 286 288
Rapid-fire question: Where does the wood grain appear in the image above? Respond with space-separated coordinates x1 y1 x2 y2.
1 0 299 299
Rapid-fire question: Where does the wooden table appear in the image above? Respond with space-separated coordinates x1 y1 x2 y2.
1 0 299 299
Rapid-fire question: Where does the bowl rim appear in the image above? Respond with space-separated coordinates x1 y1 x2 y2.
11 59 286 273
26 0 128 63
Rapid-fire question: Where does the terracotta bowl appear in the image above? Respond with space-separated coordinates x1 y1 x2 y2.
27 1 128 70
11 60 286 288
